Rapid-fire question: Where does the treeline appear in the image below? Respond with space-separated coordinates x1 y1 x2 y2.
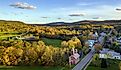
0 21 29 33
0 40 69 66
0 20 115 40
61 37 82 49
0 36 90 66
0 21 80 36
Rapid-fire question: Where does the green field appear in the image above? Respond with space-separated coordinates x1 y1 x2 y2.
0 66 61 70
0 32 21 40
0 66 72 70
86 59 120 70
41 38 63 47
0 35 17 40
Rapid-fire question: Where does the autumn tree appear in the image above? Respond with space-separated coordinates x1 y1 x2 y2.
21 47 38 65
94 43 102 52
61 36 82 49
2 47 23 66
40 46 54 65
61 41 68 48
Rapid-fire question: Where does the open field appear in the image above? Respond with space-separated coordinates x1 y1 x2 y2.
0 66 73 70
86 59 120 70
41 38 63 47
0 32 21 40
0 66 63 70
0 35 17 40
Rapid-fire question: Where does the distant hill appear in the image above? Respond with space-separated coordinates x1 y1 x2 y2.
32 22 75 26
74 20 121 25
0 20 25 24
0 20 121 26
39 20 121 26
47 22 68 25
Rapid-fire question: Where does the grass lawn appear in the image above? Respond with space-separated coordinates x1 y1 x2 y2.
0 35 18 37
41 38 63 47
0 35 18 40
0 32 22 40
86 59 120 70
0 32 20 34
0 66 72 70
0 37 8 40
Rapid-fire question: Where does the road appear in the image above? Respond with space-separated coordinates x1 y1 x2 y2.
72 31 109 70
72 49 95 70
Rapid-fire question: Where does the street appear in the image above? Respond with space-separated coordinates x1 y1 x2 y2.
72 50 95 70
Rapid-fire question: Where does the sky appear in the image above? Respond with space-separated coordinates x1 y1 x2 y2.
0 0 121 24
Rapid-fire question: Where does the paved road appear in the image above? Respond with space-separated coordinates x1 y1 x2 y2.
72 49 95 70
72 31 108 70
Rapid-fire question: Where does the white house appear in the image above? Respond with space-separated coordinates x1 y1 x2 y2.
95 32 99 37
116 36 121 44
99 48 121 60
108 51 121 60
88 40 95 49
100 32 106 37
99 48 109 59
89 32 99 40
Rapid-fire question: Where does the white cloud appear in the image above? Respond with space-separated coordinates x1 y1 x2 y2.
10 2 36 10
41 17 50 19
69 13 86 17
92 17 102 19
57 17 62 20
51 4 121 21
86 5 121 18
116 8 121 12
9 4 121 24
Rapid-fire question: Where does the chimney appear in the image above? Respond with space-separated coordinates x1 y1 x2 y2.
72 48 75 54
75 49 78 53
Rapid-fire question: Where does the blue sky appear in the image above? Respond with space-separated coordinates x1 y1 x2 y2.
0 0 121 24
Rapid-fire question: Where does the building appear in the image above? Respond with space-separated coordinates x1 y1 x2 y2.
116 36 121 45
99 48 121 60
111 51 121 59
88 40 95 49
100 32 106 37
69 48 80 65
89 32 99 40
98 32 106 45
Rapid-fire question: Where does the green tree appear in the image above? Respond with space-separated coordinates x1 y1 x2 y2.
119 62 121 70
92 54 100 67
